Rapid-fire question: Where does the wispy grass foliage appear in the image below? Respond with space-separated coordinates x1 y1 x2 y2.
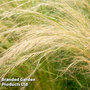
0 0 90 90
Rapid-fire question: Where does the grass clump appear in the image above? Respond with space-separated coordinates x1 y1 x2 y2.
0 0 90 90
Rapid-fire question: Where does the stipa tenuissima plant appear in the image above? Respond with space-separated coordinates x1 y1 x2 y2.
0 0 90 90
